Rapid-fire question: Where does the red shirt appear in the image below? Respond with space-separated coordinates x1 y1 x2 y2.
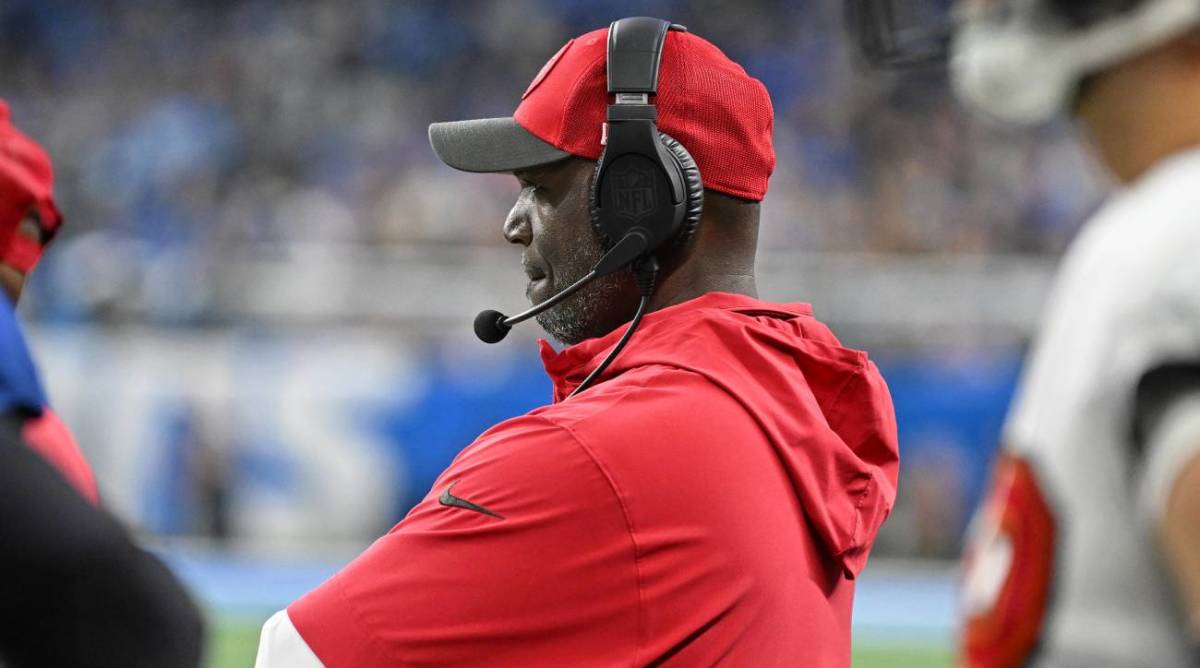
286 292 899 666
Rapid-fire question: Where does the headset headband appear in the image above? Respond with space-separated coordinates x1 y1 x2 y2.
607 18 671 96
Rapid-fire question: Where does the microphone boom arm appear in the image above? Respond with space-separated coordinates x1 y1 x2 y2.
473 231 652 344
500 269 597 328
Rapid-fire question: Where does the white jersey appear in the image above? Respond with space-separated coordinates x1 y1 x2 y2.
961 148 1200 667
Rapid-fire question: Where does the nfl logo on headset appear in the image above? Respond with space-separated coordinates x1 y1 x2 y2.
612 165 658 222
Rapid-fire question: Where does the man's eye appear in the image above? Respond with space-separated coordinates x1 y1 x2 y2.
517 175 549 197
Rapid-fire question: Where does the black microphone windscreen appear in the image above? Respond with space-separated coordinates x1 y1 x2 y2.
474 309 511 344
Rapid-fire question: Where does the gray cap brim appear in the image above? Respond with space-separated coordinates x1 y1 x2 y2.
428 117 571 173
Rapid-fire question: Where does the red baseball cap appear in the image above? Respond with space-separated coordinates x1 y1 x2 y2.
0 101 63 272
429 23 775 202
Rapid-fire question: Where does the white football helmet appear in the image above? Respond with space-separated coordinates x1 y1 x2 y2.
847 0 1200 124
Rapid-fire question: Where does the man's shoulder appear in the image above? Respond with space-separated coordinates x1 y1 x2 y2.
1041 170 1200 349
450 412 591 481
454 366 736 469
444 366 748 500
532 366 766 499
538 364 748 443
1078 153 1200 300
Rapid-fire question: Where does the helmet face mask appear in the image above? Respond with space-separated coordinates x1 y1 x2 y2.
846 0 953 68
848 0 1199 125
847 0 1154 68
1049 0 1152 27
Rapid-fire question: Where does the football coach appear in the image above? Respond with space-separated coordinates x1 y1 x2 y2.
257 18 899 667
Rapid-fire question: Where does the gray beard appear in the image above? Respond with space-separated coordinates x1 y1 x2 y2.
532 226 611 345
535 271 627 345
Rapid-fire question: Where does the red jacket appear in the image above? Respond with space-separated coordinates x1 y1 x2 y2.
284 292 899 666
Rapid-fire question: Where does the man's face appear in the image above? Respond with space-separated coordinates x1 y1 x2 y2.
506 157 638 345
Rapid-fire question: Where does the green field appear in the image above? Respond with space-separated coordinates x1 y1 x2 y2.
207 616 267 668
851 643 953 668
209 616 953 668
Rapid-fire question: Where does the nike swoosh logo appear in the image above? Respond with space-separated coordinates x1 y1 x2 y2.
439 482 504 519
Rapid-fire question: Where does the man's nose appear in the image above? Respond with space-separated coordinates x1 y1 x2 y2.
503 204 532 246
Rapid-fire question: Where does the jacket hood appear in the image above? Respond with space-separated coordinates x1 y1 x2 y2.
539 292 899 578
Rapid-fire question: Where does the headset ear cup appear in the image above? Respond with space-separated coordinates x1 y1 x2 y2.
658 132 703 246
590 133 702 252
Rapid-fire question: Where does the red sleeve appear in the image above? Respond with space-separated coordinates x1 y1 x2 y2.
22 408 99 505
286 415 640 667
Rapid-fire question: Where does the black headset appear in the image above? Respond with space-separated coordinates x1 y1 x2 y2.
475 17 703 397
591 16 704 262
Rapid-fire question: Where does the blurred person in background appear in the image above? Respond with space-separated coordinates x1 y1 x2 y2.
0 302 205 667
257 18 899 667
0 99 96 503
0 103 204 665
853 0 1200 664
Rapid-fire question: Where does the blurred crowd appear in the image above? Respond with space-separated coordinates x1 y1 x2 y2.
0 0 1105 323
0 0 1085 559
